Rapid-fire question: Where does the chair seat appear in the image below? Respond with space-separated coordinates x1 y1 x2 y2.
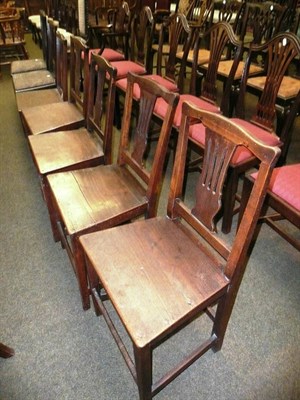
110 60 146 79
154 95 220 128
116 74 179 98
28 128 104 174
247 75 300 100
213 60 263 80
89 48 125 62
251 164 300 211
189 118 281 165
79 216 229 348
15 88 63 112
11 58 46 74
12 69 56 92
21 102 85 135
47 164 148 235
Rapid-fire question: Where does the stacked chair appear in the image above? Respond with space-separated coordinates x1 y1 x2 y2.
7 1 300 399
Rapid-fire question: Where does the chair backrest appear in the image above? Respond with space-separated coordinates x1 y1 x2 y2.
55 30 69 101
186 0 214 28
132 5 154 70
156 12 194 87
117 72 179 217
69 35 90 118
167 102 280 282
189 21 243 110
215 0 245 31
0 15 24 45
236 31 300 131
94 0 120 25
86 53 117 165
40 10 49 67
239 2 287 45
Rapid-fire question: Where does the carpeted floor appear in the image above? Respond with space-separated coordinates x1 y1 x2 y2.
0 33 299 400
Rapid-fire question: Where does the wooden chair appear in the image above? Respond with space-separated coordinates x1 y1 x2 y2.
153 22 243 132
45 73 179 310
90 1 131 62
15 27 68 113
219 31 300 233
79 104 280 400
11 12 57 92
0 15 28 66
20 35 90 136
10 10 48 74
239 163 300 252
28 52 117 204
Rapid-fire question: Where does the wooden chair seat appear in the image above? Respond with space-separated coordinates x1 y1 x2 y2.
247 75 300 101
47 164 148 235
12 69 56 92
21 101 85 135
16 88 63 111
80 216 229 347
11 58 46 74
28 128 104 174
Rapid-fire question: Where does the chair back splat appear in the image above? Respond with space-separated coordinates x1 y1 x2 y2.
79 103 281 400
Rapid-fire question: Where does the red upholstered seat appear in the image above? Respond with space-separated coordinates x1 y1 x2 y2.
116 74 179 98
154 95 220 127
89 48 125 63
251 164 300 211
189 118 281 165
110 60 146 79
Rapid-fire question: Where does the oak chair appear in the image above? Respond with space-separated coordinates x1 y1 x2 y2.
15 27 68 113
28 53 117 203
45 73 179 310
79 104 280 400
10 10 48 74
11 12 57 92
239 163 300 252
20 35 90 136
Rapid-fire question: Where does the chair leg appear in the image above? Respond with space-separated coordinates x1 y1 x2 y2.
134 344 153 400
73 237 91 311
0 343 14 358
43 179 61 243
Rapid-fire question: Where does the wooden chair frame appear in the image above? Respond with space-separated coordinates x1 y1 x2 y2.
80 104 280 400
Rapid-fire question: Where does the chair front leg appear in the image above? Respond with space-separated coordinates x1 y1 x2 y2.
73 236 91 311
134 344 153 400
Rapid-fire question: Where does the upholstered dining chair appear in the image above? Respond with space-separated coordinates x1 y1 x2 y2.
187 31 300 234
20 34 90 136
28 53 117 204
45 73 179 310
239 163 300 252
79 104 280 400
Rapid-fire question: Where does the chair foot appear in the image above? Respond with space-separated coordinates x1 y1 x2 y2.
0 343 15 358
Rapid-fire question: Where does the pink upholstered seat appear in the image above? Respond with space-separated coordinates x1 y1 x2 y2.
251 164 300 211
110 60 146 79
154 95 220 128
89 48 125 63
189 118 281 165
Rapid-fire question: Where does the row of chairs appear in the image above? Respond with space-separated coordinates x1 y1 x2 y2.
9 10 299 400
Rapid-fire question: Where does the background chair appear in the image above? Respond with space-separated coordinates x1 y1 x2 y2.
0 15 28 67
20 34 90 136
79 104 280 400
239 163 300 252
45 73 179 310
15 27 68 113
28 52 117 203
